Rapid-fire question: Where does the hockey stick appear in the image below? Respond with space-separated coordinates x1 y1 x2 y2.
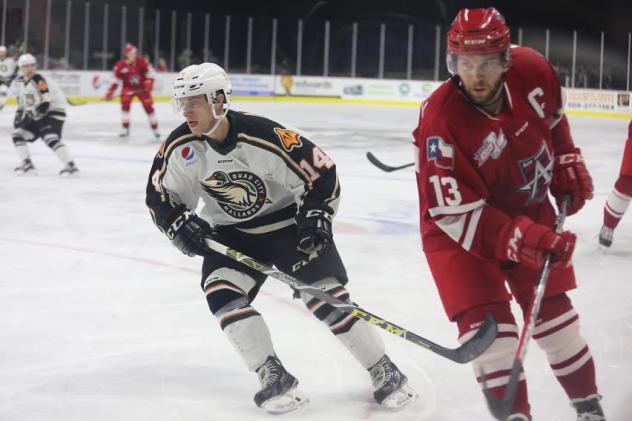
66 96 116 106
366 151 415 172
482 194 571 420
204 237 498 364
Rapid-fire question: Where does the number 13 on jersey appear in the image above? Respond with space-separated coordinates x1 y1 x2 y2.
429 175 462 206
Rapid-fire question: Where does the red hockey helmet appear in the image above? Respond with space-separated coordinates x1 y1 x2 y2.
124 43 137 55
446 8 511 74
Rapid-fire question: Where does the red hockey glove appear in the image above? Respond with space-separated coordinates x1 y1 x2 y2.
496 216 576 270
550 148 594 215
104 82 117 101
143 78 154 92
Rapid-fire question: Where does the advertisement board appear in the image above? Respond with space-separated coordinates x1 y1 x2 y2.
16 70 629 118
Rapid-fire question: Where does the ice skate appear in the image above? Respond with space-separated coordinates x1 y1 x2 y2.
507 414 531 421
598 225 613 248
369 355 417 410
152 129 161 141
59 161 79 176
254 355 308 414
119 127 130 139
14 159 36 175
572 394 606 421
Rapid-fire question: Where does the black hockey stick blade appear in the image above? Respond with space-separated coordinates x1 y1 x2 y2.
482 360 523 420
366 151 414 172
444 313 497 363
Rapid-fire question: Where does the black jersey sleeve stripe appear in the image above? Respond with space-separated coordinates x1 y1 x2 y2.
326 175 341 204
236 132 313 188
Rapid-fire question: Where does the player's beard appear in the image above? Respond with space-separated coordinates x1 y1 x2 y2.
464 77 504 109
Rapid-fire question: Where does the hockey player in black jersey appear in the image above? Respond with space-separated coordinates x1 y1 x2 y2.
145 63 417 414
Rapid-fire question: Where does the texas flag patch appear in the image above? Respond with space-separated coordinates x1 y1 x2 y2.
426 136 455 169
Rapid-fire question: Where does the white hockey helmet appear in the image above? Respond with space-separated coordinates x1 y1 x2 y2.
18 53 37 67
172 63 231 117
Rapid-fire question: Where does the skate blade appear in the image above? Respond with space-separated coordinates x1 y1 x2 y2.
15 170 37 177
379 383 418 411
59 171 79 178
261 388 309 414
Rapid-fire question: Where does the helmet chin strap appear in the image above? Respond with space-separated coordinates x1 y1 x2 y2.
204 101 229 138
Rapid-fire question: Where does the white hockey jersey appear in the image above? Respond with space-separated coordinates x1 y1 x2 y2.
0 57 16 83
14 72 66 119
146 110 340 233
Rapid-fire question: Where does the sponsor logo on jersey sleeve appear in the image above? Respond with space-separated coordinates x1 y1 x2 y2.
274 127 303 152
180 146 198 166
200 170 268 219
426 136 455 170
474 129 507 167
37 80 48 90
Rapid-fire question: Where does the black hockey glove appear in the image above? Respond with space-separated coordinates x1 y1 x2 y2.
36 101 50 115
13 110 33 129
165 207 213 257
296 206 333 260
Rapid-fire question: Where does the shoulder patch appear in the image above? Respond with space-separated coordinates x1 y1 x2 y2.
156 141 165 158
37 79 48 91
274 127 303 152
426 136 455 170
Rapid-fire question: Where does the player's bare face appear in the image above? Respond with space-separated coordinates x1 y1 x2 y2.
21 64 36 78
126 51 137 62
180 95 214 134
456 54 505 106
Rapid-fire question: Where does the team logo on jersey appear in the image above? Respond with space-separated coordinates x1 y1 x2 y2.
426 136 455 169
200 170 267 219
274 127 303 152
516 142 553 204
474 129 507 167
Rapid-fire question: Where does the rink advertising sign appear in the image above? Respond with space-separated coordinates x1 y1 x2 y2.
30 70 631 117
274 76 340 97
230 75 274 96
565 89 617 112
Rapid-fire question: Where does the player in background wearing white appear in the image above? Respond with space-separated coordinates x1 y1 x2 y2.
0 45 17 110
599 120 632 247
12 53 78 175
145 63 417 414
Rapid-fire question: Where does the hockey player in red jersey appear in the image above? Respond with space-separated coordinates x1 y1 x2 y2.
599 120 632 247
105 43 160 140
413 8 604 421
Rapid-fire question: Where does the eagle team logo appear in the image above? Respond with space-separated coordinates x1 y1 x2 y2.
517 142 553 204
200 171 267 219
274 127 303 152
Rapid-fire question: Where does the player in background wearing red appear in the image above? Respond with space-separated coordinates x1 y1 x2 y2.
413 8 604 421
105 43 160 140
599 120 632 247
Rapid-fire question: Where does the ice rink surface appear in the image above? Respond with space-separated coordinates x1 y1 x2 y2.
0 99 630 421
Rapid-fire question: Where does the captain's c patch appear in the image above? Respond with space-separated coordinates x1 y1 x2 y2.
274 127 303 152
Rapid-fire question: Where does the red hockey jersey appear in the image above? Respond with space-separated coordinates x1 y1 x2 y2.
621 120 632 176
414 46 577 260
109 57 155 93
